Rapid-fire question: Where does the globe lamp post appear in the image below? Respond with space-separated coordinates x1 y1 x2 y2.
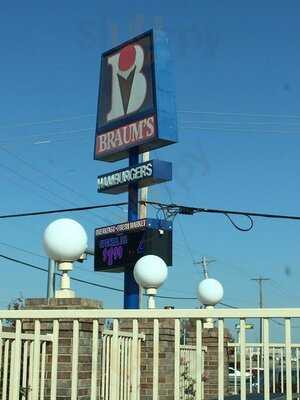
43 218 88 299
134 255 168 309
197 278 224 328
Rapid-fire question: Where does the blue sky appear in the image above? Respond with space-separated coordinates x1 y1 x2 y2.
1 1 300 340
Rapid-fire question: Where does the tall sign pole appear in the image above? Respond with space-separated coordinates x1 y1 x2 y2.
125 148 140 308
94 30 177 309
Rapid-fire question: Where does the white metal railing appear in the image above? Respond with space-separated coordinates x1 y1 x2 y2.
0 326 52 400
228 341 300 396
101 328 145 400
0 308 299 400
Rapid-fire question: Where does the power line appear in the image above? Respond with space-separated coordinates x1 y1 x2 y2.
0 159 112 228
180 125 300 135
0 114 95 130
0 253 124 293
0 252 282 309
0 158 115 227
0 127 93 146
181 119 300 127
0 144 119 224
3 109 300 148
143 200 300 226
0 253 196 300
179 110 300 120
2 200 300 226
5 250 300 320
0 160 66 209
0 202 128 219
3 109 300 132
0 252 222 302
0 241 47 260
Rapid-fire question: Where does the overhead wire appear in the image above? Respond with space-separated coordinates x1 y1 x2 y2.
181 119 300 127
0 143 121 224
179 110 300 120
0 253 124 293
143 200 300 229
3 109 300 148
180 126 300 135
2 252 300 317
0 114 95 130
0 127 93 146
0 160 66 209
0 252 230 302
0 202 128 219
0 242 47 260
1 199 300 226
2 109 300 132
0 253 198 300
0 160 115 227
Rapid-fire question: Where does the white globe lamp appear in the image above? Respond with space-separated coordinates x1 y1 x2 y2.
197 278 224 328
134 255 168 309
197 278 224 306
43 218 88 298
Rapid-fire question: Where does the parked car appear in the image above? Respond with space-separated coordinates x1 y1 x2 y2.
228 367 251 382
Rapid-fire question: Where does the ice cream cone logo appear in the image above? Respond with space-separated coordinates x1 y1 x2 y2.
107 44 147 122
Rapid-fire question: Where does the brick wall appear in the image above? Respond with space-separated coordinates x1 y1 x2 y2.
120 318 175 400
24 298 103 400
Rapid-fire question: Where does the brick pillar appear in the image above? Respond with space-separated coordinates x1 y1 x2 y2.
120 318 175 400
184 320 230 400
24 298 103 400
202 327 230 399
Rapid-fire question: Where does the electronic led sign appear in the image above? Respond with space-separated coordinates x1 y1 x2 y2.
94 219 172 272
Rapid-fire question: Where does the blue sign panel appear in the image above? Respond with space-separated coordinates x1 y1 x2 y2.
97 159 172 194
94 219 172 272
94 30 177 162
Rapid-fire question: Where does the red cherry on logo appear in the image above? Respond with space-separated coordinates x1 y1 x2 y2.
118 45 136 71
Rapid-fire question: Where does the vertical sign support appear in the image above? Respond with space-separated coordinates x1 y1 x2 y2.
124 147 140 308
94 30 177 310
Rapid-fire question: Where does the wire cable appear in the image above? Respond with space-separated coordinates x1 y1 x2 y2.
0 254 124 293
0 114 95 130
0 202 128 219
3 252 299 313
224 213 254 232
179 110 300 120
0 252 247 305
0 253 200 300
143 200 300 231
0 143 120 224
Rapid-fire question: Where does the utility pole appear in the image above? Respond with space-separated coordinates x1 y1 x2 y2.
47 258 56 299
194 256 216 279
251 277 270 345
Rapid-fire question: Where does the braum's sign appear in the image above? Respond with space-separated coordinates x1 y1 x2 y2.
94 30 177 162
